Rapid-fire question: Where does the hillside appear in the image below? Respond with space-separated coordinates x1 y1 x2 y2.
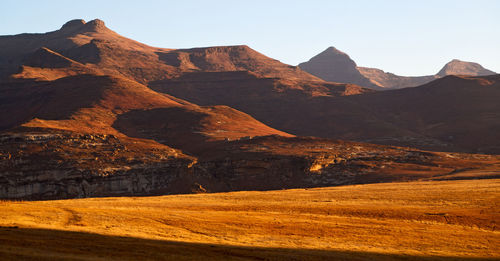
154 73 500 154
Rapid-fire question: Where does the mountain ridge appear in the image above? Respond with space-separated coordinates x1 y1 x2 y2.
299 46 497 89
0 19 324 84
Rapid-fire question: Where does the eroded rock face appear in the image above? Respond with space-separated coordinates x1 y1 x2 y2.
0 132 194 199
1 132 499 200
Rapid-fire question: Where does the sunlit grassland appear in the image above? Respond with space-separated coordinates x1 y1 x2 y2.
0 179 499 260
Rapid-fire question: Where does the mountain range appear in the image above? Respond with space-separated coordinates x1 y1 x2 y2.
299 46 496 89
0 19 498 200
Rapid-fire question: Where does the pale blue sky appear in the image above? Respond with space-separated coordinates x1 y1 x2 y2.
1 0 499 76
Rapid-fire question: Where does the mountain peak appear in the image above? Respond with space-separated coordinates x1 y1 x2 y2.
303 46 354 65
319 46 348 57
437 59 495 77
85 19 107 31
325 46 343 52
298 46 378 88
60 19 86 30
60 18 108 33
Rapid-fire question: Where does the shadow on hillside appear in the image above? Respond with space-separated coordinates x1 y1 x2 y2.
0 226 495 261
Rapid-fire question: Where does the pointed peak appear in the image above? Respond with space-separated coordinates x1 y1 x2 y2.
325 46 340 51
322 46 347 55
306 46 352 62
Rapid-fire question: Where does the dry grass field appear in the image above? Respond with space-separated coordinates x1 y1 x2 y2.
0 179 499 260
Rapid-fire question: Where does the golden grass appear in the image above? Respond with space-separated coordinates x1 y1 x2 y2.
1 179 499 260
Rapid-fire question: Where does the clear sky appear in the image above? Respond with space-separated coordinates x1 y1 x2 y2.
2 0 499 76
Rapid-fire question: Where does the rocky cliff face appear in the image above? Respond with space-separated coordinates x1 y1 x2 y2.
0 132 353 199
0 131 195 199
2 131 497 200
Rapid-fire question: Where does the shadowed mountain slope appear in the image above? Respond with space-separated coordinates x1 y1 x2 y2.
0 74 289 143
154 74 500 154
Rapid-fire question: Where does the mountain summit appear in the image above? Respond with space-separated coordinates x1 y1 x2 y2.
437 59 496 77
60 19 86 30
59 19 108 32
298 47 379 89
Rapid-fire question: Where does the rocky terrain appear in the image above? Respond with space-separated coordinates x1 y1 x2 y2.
0 19 499 200
2 129 498 199
300 46 497 89
0 131 194 199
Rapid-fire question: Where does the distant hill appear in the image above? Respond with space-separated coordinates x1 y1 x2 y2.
155 72 500 154
437 59 496 77
297 47 379 89
299 47 497 89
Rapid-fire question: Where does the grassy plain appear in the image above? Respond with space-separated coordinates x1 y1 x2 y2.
0 179 499 260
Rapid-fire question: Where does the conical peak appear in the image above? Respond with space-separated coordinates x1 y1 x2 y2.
322 46 347 56
306 46 355 66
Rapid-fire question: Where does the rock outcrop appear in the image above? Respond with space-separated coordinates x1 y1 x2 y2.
2 132 498 200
